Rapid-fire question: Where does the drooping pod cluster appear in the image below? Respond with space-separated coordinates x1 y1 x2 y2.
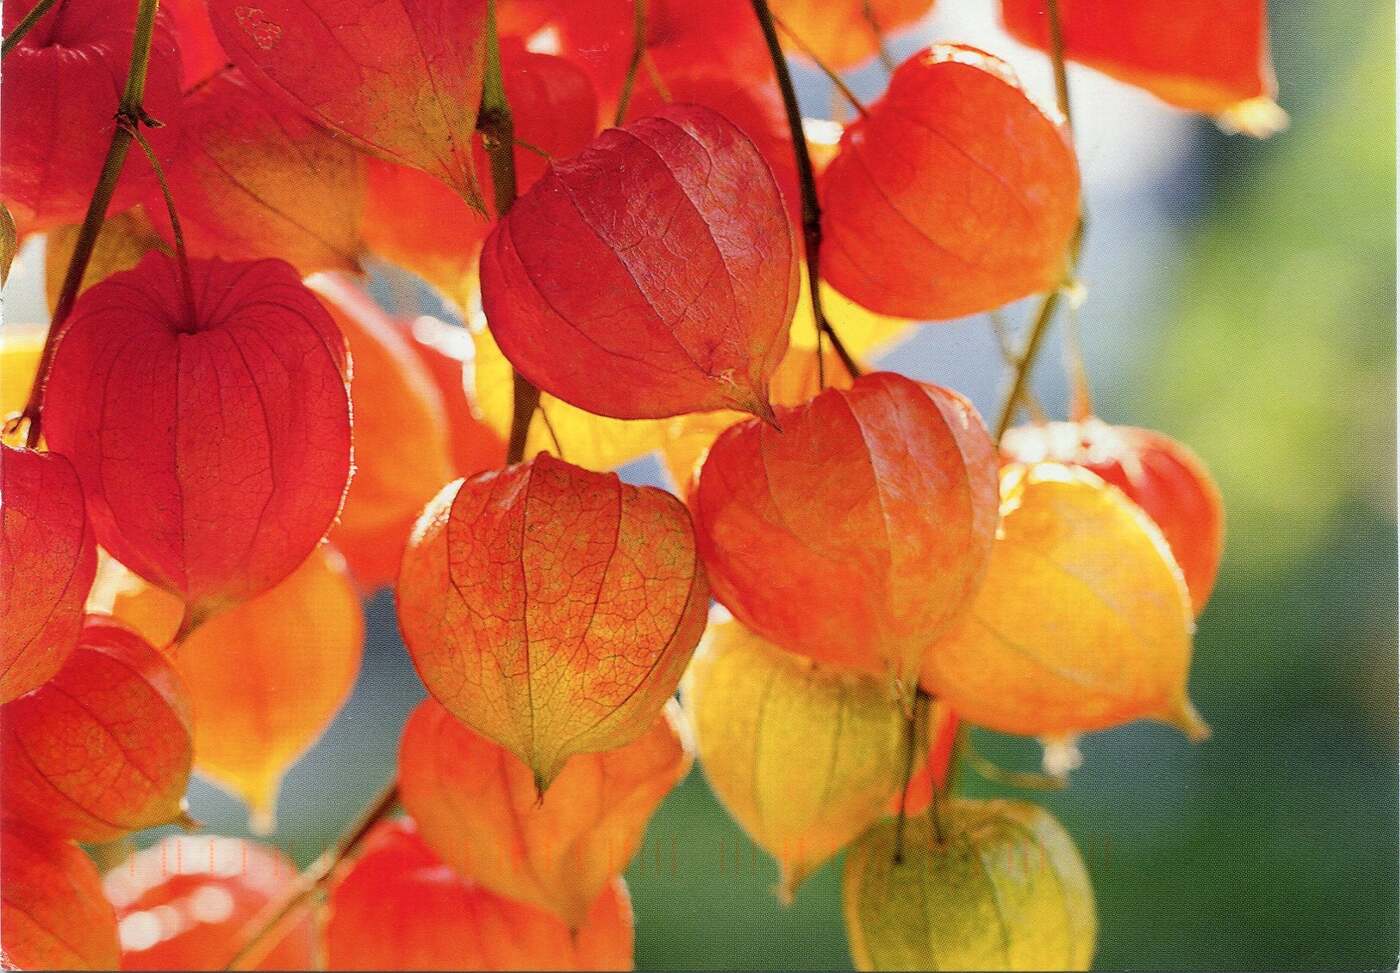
0 0 1258 968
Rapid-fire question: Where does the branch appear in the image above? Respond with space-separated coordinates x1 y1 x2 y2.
224 781 400 970
993 285 1063 442
126 121 195 319
2 0 60 58
769 10 868 118
990 0 1087 442
860 0 895 73
477 0 539 464
613 0 647 127
15 0 163 448
748 0 860 387
891 690 929 864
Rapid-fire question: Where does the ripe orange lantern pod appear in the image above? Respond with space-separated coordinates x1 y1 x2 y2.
0 444 97 702
324 818 635 970
103 546 366 830
2 615 193 843
399 697 690 929
921 462 1210 741
209 0 491 208
1 819 120 971
397 453 708 790
819 45 1081 320
692 371 1000 691
479 103 798 421
104 835 317 970
42 252 353 620
1000 0 1286 137
1 0 183 232
148 68 367 276
1001 419 1226 615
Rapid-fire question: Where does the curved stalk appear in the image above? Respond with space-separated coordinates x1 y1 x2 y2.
749 0 860 387
17 0 162 448
476 0 538 463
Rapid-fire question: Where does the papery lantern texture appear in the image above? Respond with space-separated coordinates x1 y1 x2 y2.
693 371 999 687
43 253 353 616
1 0 183 231
210 0 491 206
1000 0 1283 133
921 462 1208 740
820 45 1081 320
149 68 367 275
397 453 708 789
1001 419 1225 614
0 445 97 702
1 616 193 843
843 800 1097 971
480 104 798 421
399 697 690 928
1 818 120 971
683 616 919 900
324 818 635 971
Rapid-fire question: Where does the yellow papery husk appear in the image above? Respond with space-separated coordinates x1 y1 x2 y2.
921 462 1209 742
843 799 1097 972
683 613 923 904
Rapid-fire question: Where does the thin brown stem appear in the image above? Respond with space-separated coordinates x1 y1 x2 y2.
749 0 860 389
641 53 670 102
613 0 647 127
477 0 539 463
988 310 1047 423
1046 0 1073 131
861 0 896 73
127 122 195 320
17 0 162 449
992 0 1086 442
993 287 1062 442
770 10 868 118
892 690 928 865
224 781 400 970
3 0 60 57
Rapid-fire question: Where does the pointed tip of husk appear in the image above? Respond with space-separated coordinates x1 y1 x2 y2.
248 805 277 836
1217 96 1289 139
775 862 811 907
747 394 782 431
172 802 203 833
240 778 281 836
531 759 563 804
1160 695 1211 743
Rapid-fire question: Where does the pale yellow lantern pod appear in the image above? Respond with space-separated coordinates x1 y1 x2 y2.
683 613 921 902
843 799 1097 972
921 461 1209 741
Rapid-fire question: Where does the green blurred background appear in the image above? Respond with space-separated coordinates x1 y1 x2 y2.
98 0 1394 968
